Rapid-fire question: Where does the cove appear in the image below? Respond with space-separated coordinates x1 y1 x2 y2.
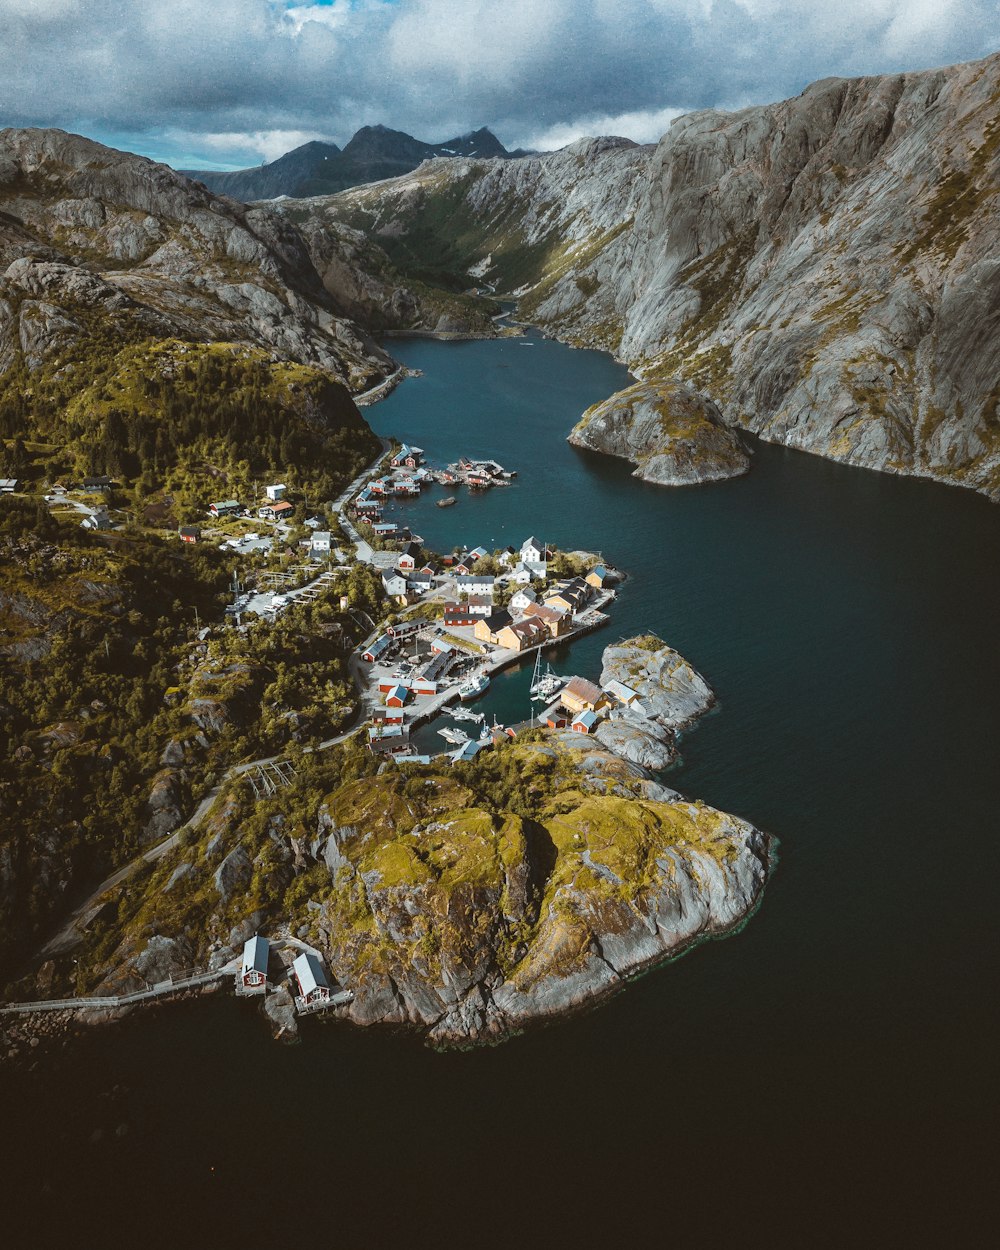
2 325 998 1249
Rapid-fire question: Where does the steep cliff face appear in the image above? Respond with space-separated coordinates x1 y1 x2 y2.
316 55 1000 499
0 127 396 391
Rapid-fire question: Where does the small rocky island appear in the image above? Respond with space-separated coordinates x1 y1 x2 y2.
50 635 772 1048
569 378 751 486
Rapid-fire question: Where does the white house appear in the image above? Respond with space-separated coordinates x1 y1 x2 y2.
509 562 536 584
382 572 408 599
510 587 538 614
311 531 332 555
265 483 286 501
455 573 495 597
521 536 546 564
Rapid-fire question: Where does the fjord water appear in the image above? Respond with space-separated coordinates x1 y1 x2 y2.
5 327 999 1247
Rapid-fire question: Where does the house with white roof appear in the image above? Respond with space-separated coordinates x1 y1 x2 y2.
292 952 330 1006
238 935 269 994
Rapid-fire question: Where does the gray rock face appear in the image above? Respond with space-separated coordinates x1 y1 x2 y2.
601 638 716 731
213 845 252 904
0 126 396 391
569 378 750 485
322 54 1000 499
134 935 193 984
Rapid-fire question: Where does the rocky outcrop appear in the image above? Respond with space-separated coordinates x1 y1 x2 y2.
319 54 1000 499
0 126 395 392
570 378 750 485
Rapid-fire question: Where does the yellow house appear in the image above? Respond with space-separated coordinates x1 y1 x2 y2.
561 676 610 715
497 619 548 652
523 601 570 637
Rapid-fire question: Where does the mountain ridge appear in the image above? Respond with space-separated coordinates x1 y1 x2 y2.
179 124 513 202
307 53 1000 500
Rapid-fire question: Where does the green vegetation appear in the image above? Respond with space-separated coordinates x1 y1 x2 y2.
0 333 379 517
71 732 750 1000
0 497 228 975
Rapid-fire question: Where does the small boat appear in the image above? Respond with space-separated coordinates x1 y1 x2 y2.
458 671 490 701
437 496 457 508
451 707 485 723
438 727 470 744
529 656 564 701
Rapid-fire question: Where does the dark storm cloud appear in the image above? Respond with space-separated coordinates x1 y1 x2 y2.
0 1 997 167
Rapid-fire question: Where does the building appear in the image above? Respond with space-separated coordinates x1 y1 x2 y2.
367 724 410 754
240 936 269 993
586 564 610 589
571 709 599 734
0 478 18 493
604 679 640 707
497 618 548 652
466 545 489 561
265 483 286 501
83 475 112 494
509 587 537 613
430 637 455 657
443 602 475 627
258 499 294 521
407 570 434 594
209 498 241 517
561 676 610 715
292 952 330 1005
398 542 422 571
474 609 513 645
371 707 405 727
385 685 410 708
81 509 112 531
521 536 546 564
178 525 201 544
311 531 332 556
456 573 495 597
362 634 391 663
466 595 493 617
544 578 590 614
386 618 428 640
523 601 571 638
390 443 424 469
372 521 399 539
543 705 568 729
382 573 408 600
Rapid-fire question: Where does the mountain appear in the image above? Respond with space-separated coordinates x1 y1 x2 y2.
311 55 1000 500
180 125 512 202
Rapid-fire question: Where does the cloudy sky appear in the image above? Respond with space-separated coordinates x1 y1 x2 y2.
1 0 998 169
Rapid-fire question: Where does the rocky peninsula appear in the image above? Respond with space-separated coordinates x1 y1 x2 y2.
569 379 751 487
44 635 772 1049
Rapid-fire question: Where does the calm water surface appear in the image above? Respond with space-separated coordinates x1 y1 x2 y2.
3 327 998 1248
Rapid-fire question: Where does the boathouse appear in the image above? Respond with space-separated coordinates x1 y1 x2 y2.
385 685 410 708
292 952 331 1005
586 564 610 589
240 936 270 993
561 676 610 715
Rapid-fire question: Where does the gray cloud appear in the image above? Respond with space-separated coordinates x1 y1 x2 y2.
0 0 997 167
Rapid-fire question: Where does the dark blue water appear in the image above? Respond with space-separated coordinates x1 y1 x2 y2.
3 327 999 1248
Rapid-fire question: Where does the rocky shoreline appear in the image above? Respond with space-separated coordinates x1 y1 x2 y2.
5 638 773 1053
569 379 751 487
